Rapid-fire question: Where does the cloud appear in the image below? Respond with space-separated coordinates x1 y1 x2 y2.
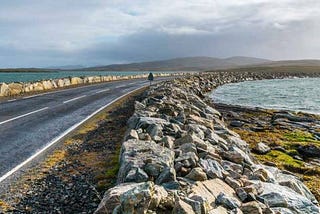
1 0 320 67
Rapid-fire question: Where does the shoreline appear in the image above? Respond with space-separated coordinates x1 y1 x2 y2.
1 69 320 213
210 76 320 116
94 71 320 213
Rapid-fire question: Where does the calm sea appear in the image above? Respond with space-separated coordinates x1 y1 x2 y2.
211 78 320 114
0 71 174 83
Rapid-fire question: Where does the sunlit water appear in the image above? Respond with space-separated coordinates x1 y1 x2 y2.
0 70 176 83
211 78 320 114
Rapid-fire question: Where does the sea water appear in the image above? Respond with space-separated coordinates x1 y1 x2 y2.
0 70 175 83
211 77 320 114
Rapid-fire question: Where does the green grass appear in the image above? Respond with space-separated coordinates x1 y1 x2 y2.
284 130 318 143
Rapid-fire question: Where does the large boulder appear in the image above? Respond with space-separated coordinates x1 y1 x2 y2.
0 83 9 96
258 182 319 214
8 83 23 95
117 139 175 184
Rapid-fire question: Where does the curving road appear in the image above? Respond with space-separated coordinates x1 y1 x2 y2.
0 77 172 182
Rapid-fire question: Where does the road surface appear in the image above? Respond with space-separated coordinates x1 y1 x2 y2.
0 77 172 182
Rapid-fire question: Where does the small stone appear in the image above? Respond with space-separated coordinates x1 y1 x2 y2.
216 192 241 210
253 142 271 155
173 198 196 214
125 168 149 183
185 167 208 181
156 167 176 185
241 201 263 214
225 176 242 189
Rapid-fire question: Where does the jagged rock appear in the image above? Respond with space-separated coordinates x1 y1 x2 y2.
259 182 319 214
216 192 241 209
276 172 318 204
119 182 154 213
155 167 176 184
199 159 226 179
241 201 263 214
183 197 202 214
160 136 175 149
0 83 9 96
179 143 197 154
8 83 23 95
222 146 252 165
125 168 149 183
124 129 139 140
173 198 196 214
188 114 214 129
117 139 174 183
189 195 210 214
175 152 199 168
175 134 205 147
225 176 242 189
253 142 271 155
94 182 148 214
185 167 208 181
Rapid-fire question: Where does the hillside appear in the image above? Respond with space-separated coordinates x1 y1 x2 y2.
83 56 271 71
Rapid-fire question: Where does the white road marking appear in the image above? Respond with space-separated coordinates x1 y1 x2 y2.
23 94 41 99
0 86 146 183
115 85 123 88
95 89 110 94
7 99 16 102
0 107 49 126
63 95 86 104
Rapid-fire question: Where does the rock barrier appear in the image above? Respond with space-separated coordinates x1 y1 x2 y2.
94 71 320 213
0 73 185 97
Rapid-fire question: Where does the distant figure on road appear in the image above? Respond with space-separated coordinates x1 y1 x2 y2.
148 72 154 86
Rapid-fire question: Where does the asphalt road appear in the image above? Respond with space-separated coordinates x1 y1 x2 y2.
0 77 172 182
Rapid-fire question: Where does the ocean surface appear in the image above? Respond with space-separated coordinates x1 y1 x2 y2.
211 77 320 114
0 71 175 83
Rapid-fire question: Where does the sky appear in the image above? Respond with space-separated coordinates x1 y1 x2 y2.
1 0 320 68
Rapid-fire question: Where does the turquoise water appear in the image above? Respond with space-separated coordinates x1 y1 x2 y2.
211 77 320 114
0 71 174 83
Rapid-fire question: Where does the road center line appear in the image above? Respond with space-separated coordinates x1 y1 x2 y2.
95 89 110 94
115 85 123 88
63 95 86 104
0 107 49 125
7 99 17 102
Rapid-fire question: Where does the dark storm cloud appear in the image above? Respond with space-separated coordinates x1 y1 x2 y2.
1 0 320 67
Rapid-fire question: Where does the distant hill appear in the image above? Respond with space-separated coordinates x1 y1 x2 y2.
45 65 86 70
83 56 271 71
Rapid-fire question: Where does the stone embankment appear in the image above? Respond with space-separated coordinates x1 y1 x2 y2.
0 73 182 97
94 70 320 214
